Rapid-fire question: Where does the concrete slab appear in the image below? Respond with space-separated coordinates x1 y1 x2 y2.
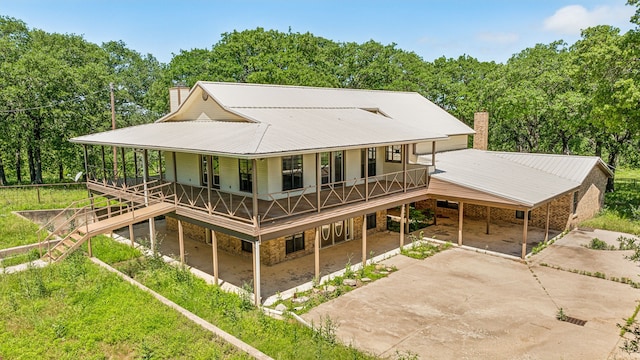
302 233 640 359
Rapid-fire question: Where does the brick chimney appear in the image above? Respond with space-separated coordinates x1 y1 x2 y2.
473 111 489 150
169 86 190 113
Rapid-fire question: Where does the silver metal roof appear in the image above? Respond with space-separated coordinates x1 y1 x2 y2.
422 149 582 208
72 82 472 156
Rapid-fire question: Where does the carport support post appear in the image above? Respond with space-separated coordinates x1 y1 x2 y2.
400 204 406 249
486 206 491 235
211 230 218 286
129 224 135 247
253 241 261 306
458 202 464 246
544 203 551 242
522 210 529 259
178 219 185 264
362 215 367 266
314 227 320 279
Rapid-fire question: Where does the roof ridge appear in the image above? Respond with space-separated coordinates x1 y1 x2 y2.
198 81 419 95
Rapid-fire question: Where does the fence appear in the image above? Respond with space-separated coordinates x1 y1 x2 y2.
0 182 87 209
617 178 639 189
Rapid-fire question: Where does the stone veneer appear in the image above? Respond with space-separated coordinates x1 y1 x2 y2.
416 165 608 231
165 209 388 266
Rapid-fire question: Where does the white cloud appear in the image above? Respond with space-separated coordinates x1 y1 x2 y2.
476 32 519 45
543 4 635 35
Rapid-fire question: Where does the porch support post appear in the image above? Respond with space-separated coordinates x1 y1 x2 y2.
316 153 321 213
133 149 139 184
403 144 408 192
522 210 529 259
431 141 436 169
364 150 369 201
212 230 219 285
158 150 163 181
121 148 127 185
142 149 155 252
458 202 464 246
252 159 258 225
172 152 177 200
253 241 261 306
207 155 213 214
129 224 135 247
314 227 320 280
400 204 405 249
100 146 106 181
362 215 367 266
486 206 491 235
545 203 551 242
405 203 410 234
178 219 185 264
87 237 92 257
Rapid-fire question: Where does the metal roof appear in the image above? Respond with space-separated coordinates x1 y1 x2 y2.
422 149 582 208
72 82 472 156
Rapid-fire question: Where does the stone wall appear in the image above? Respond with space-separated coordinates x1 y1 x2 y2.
568 165 609 228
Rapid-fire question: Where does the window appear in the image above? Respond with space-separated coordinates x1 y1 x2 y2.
437 200 458 210
366 213 377 230
201 156 220 188
361 148 376 177
321 152 330 185
282 155 303 191
515 210 531 220
241 240 253 253
572 191 579 214
238 159 252 192
385 145 402 163
285 232 305 254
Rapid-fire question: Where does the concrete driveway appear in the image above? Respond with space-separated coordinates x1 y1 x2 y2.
302 229 640 359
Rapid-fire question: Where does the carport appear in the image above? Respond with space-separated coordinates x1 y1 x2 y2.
424 149 581 259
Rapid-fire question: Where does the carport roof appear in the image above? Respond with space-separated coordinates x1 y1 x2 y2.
422 149 583 209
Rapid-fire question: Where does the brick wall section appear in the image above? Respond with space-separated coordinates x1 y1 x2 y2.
420 165 608 231
165 210 389 266
473 112 489 150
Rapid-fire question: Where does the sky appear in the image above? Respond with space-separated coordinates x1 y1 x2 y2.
0 0 636 64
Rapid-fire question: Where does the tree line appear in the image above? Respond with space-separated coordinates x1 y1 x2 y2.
1 5 639 186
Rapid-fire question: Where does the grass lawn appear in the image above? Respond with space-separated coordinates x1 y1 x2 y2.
0 251 249 359
581 167 640 235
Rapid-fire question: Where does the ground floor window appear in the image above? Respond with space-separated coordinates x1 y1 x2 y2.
437 200 458 210
285 232 305 254
515 210 531 220
241 240 253 253
366 213 377 230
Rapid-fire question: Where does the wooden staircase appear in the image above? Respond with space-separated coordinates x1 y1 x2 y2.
38 181 175 263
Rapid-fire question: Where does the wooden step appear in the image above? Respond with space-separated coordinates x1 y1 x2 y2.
63 239 76 248
69 232 83 241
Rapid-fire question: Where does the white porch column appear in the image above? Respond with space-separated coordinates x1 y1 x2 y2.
211 230 219 286
314 227 320 279
544 203 551 242
253 241 261 306
400 205 406 249
362 215 367 266
458 202 464 246
178 219 185 264
142 149 156 252
522 210 529 259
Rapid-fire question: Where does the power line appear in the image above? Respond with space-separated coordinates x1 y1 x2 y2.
0 87 109 114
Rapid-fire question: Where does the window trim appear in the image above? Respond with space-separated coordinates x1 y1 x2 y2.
201 155 221 189
385 145 402 163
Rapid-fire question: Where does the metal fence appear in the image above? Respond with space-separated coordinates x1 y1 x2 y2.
0 182 87 209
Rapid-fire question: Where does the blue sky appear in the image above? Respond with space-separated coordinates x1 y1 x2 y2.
1 0 636 64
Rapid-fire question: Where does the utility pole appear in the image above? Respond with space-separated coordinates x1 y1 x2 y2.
110 83 117 180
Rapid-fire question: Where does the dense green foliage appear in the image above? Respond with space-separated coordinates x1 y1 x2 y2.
1 3 640 186
0 252 249 359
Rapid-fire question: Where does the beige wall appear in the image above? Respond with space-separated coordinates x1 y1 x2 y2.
415 135 468 155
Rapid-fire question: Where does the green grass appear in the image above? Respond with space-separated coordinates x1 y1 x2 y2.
0 249 40 267
580 167 640 235
0 252 249 359
401 237 452 259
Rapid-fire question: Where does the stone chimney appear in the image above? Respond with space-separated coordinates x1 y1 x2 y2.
473 111 489 150
169 86 190 112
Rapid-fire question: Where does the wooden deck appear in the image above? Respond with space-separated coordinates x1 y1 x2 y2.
83 202 176 236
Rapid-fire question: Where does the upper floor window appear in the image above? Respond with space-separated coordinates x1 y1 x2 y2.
239 159 252 192
282 155 303 191
385 145 402 163
361 148 376 177
201 155 220 188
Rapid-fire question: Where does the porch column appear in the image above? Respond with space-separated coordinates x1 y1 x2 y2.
316 153 321 213
431 142 436 169
133 149 139 184
172 152 178 202
207 155 213 214
211 230 219 285
364 150 369 201
121 148 127 185
522 210 529 259
178 219 185 264
486 206 491 235
362 215 367 266
158 150 163 181
100 146 106 181
253 241 261 306
142 149 156 252
87 237 92 257
458 202 464 246
314 227 320 279
400 204 406 249
544 203 551 242
405 203 410 234
403 144 408 192
129 224 135 247
252 159 258 225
